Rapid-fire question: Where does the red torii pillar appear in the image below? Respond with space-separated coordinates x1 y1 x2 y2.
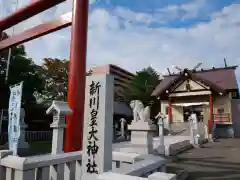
208 94 213 133
65 0 89 152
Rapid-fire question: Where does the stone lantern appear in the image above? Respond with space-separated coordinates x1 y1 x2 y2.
46 100 72 154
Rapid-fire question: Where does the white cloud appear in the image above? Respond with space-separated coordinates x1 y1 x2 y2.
85 3 240 75
157 0 208 21
0 0 240 82
110 0 208 25
112 7 155 25
180 0 207 19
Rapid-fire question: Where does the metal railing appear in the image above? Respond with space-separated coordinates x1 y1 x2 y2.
0 131 52 145
213 113 231 123
0 130 130 145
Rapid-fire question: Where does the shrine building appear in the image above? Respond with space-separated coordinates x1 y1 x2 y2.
151 65 239 128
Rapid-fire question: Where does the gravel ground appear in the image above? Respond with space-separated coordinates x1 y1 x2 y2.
167 138 240 180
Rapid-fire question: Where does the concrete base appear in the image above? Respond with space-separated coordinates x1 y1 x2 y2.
128 121 156 154
3 141 29 155
126 131 155 154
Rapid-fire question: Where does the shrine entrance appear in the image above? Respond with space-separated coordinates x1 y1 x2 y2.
151 66 235 136
183 105 204 122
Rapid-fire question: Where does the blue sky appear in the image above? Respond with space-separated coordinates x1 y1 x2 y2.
0 0 240 85
89 0 240 28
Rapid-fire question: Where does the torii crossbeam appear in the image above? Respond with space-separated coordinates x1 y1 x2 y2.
0 0 89 152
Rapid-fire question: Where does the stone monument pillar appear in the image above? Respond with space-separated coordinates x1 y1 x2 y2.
189 113 200 147
46 101 72 154
128 100 156 154
120 118 126 140
17 108 29 150
82 74 114 180
204 124 209 140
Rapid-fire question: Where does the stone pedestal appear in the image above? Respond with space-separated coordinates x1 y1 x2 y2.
18 108 29 150
18 123 29 149
128 121 156 154
50 116 66 154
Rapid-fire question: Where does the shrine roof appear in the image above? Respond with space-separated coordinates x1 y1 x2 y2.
152 66 238 97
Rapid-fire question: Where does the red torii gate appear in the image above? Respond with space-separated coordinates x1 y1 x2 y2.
0 0 89 152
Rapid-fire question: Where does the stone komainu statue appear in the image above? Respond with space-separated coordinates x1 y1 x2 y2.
129 100 151 123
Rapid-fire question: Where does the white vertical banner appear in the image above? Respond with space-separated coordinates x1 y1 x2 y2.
8 82 23 156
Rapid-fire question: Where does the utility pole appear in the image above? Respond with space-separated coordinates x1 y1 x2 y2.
5 0 19 83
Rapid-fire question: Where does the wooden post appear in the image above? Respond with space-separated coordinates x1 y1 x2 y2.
209 94 213 133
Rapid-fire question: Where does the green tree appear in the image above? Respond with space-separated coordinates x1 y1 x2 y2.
125 66 161 117
36 58 69 106
0 32 45 108
37 58 94 106
8 48 45 106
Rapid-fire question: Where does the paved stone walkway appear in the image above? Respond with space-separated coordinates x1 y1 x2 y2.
167 138 240 180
